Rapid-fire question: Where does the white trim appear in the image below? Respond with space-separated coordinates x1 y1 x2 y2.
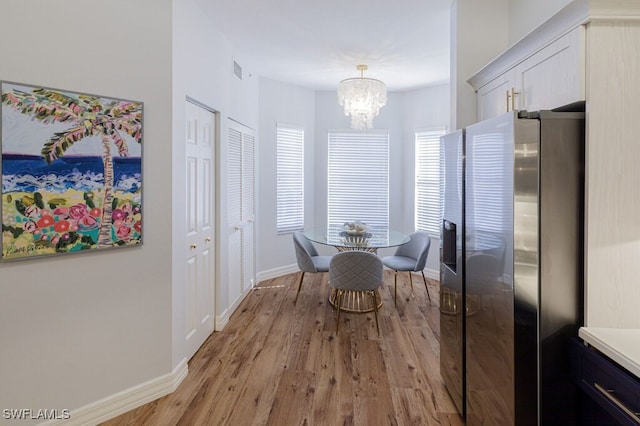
260 263 438 283
215 285 253 331
468 0 640 91
257 264 298 283
39 359 189 426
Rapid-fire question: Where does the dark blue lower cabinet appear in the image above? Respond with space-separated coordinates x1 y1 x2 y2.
571 338 640 426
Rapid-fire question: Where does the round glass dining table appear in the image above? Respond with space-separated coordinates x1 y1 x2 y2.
303 225 410 313
303 225 410 253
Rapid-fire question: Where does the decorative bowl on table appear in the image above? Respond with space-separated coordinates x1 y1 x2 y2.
342 221 369 236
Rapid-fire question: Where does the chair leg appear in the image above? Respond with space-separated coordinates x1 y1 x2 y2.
294 271 305 304
394 270 398 306
421 270 432 305
409 271 414 291
371 290 380 336
335 290 343 333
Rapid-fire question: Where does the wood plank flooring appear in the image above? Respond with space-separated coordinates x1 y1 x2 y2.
101 271 464 426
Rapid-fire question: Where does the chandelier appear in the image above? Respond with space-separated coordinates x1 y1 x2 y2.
337 65 387 130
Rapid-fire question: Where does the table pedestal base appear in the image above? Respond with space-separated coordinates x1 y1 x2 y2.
329 288 383 313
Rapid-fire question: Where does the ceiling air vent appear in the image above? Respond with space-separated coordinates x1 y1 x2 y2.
233 60 242 80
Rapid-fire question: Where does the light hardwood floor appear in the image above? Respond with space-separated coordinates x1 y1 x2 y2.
102 270 464 425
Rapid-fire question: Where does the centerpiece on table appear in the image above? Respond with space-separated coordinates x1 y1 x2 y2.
340 221 372 245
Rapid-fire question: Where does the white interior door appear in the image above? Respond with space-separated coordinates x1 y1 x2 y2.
227 123 256 309
185 100 216 360
241 132 255 292
227 127 243 305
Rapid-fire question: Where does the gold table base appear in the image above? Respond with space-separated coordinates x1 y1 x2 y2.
329 288 383 313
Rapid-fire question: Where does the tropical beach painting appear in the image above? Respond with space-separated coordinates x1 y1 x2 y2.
1 82 143 261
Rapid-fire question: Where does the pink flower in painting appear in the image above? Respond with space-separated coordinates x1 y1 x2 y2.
112 209 126 221
69 204 89 219
53 220 70 233
70 103 82 115
134 221 142 233
36 215 54 228
53 207 69 217
89 208 101 218
121 203 133 215
25 205 41 218
23 220 38 233
78 215 98 229
116 225 131 241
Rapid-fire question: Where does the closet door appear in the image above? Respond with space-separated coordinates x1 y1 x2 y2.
241 131 255 292
184 101 216 360
227 122 256 310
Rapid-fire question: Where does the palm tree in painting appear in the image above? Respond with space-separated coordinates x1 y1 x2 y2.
1 87 142 247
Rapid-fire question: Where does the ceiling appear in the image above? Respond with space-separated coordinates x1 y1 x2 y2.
193 0 452 92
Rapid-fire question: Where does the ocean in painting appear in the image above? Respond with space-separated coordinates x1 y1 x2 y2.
1 154 142 260
2 154 141 194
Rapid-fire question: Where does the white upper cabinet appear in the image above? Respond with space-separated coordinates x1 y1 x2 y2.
473 26 585 120
515 26 585 112
476 69 516 122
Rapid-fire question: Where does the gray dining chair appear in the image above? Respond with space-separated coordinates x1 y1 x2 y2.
381 231 432 306
292 231 332 304
329 250 384 336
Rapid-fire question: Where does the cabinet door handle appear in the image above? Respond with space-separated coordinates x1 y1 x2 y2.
506 90 511 112
594 382 640 422
190 244 197 249
510 87 520 111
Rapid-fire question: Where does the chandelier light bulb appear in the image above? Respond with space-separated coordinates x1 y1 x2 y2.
337 65 387 130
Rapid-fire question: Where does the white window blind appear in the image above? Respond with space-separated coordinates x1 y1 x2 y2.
415 127 446 236
276 125 304 233
328 131 389 228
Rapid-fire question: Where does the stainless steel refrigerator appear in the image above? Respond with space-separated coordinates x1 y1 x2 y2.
440 110 585 425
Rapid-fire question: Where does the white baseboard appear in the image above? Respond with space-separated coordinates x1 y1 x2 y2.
256 264 297 283
256 264 439 284
215 283 254 331
40 358 189 426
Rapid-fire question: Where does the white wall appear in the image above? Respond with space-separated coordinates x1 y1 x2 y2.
402 84 450 274
312 90 403 259
256 82 449 280
452 0 574 128
172 0 259 366
508 0 572 43
256 78 315 279
306 87 449 274
450 0 509 129
0 0 173 422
